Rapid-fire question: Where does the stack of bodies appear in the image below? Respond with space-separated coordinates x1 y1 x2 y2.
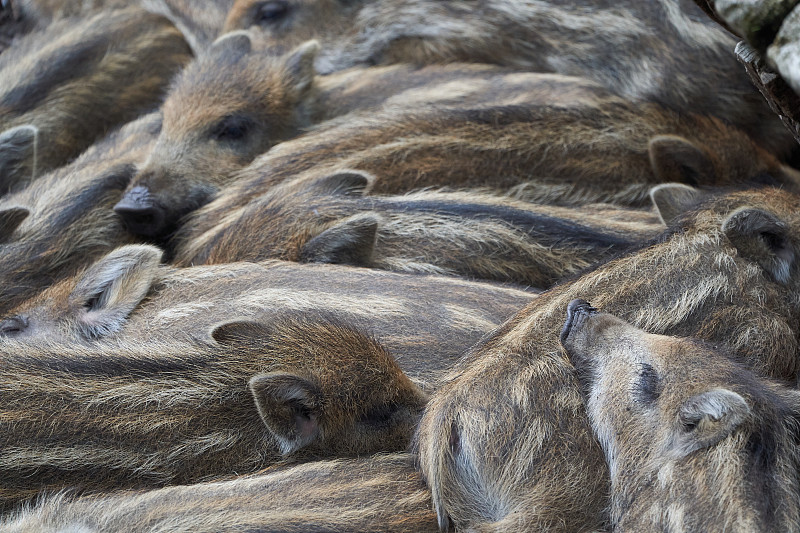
0 0 798 531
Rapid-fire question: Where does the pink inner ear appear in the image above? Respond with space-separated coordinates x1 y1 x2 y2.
295 412 319 440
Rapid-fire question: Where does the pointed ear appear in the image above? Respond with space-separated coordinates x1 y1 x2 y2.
649 183 706 225
649 135 715 187
722 207 794 284
668 388 750 458
210 318 272 346
209 30 252 62
283 40 319 98
300 213 380 266
68 245 163 339
0 205 30 240
308 170 375 196
249 372 323 455
0 125 38 192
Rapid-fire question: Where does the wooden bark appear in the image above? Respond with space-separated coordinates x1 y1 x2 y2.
736 42 800 146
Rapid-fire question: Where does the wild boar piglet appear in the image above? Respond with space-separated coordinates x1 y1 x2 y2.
0 245 535 387
0 315 428 511
173 169 664 289
561 299 800 533
0 113 160 316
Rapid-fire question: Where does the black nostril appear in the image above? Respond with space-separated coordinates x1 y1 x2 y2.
0 314 29 336
116 206 157 226
114 186 166 237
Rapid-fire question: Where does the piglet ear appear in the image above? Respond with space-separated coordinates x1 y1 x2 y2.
722 207 794 284
667 388 750 458
0 205 30 240
0 125 38 193
649 135 715 187
308 170 375 197
210 319 272 346
283 40 320 98
249 372 323 455
300 213 380 266
209 30 252 62
649 183 705 225
68 245 163 339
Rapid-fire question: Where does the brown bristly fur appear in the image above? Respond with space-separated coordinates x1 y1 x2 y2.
3 254 535 388
139 0 234 53
0 113 160 316
174 73 800 249
6 0 233 53
122 53 799 238
0 454 438 533
9 0 127 23
120 55 619 237
172 174 663 289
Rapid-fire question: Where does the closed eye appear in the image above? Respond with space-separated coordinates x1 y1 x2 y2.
210 115 256 143
254 0 290 24
361 404 397 427
0 315 29 336
633 363 661 404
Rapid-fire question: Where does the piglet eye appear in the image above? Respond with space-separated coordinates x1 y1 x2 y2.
680 418 699 432
0 315 29 336
256 0 290 24
362 404 398 427
210 115 254 143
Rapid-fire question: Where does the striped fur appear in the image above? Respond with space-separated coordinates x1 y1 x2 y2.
6 0 234 55
121 47 799 239
3 255 535 388
139 0 235 54
0 113 160 316
7 0 127 24
118 53 625 237
172 173 663 289
0 454 438 533
166 71 800 252
0 7 191 190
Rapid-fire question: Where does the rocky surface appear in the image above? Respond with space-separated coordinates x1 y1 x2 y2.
695 0 800 147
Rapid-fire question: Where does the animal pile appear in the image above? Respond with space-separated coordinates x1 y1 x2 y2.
0 0 799 531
